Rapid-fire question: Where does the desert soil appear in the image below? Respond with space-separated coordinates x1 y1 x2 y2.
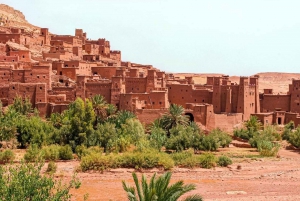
48 145 300 201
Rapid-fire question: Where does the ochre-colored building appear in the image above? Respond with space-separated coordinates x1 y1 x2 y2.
0 25 299 131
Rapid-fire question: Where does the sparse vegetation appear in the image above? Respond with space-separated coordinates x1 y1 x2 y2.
122 172 203 201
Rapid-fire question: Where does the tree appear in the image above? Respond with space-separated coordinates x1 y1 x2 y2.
0 161 81 201
161 104 189 133
122 172 202 201
244 116 262 132
91 95 108 124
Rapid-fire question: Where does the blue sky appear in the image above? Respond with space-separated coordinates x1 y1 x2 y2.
2 0 300 75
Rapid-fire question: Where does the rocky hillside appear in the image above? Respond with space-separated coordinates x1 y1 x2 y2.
0 4 40 32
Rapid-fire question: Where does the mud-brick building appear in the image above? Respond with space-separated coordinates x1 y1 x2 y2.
254 79 300 127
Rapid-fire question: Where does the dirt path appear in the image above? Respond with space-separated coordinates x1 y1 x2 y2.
53 147 300 201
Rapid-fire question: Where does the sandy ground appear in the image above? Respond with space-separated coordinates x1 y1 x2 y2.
47 145 300 201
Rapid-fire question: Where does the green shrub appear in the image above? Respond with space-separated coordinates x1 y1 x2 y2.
42 145 60 161
287 127 300 148
257 140 280 157
46 161 57 174
170 150 200 168
233 128 255 140
199 153 217 169
0 161 81 201
80 150 174 172
59 145 73 160
80 153 115 172
24 144 43 162
75 145 103 159
217 156 232 167
249 127 279 148
0 149 15 164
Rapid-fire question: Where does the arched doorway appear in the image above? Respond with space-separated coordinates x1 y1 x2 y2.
185 112 194 122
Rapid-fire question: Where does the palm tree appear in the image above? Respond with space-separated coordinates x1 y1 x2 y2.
91 95 108 124
161 104 189 133
244 116 262 132
122 172 202 201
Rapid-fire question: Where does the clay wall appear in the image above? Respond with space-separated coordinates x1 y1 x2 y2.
84 43 99 55
51 87 76 101
261 95 290 112
206 112 243 132
49 103 69 115
24 65 51 90
285 112 300 127
12 69 25 82
110 50 121 61
289 80 300 113
43 51 73 61
51 35 82 47
48 94 66 103
0 86 9 105
9 50 31 62
252 113 273 126
91 66 117 79
0 67 11 85
0 43 6 55
0 55 18 62
125 77 147 93
135 109 167 125
85 81 111 102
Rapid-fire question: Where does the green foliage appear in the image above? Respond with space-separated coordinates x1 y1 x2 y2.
149 127 167 151
282 121 295 141
9 96 32 115
0 107 21 142
160 104 189 133
249 126 280 148
194 129 232 151
17 116 54 148
257 140 280 157
122 172 203 201
0 161 81 201
0 149 15 164
199 153 217 169
166 125 200 152
75 145 103 159
46 161 57 174
217 156 233 167
233 128 255 140
244 116 262 132
59 145 73 160
80 150 174 172
286 127 300 148
24 144 43 162
42 145 60 161
170 150 199 168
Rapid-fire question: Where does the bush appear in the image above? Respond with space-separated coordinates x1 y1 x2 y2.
24 144 43 162
46 161 57 174
249 127 279 148
194 129 232 151
199 153 217 169
170 150 200 168
75 145 103 159
233 128 255 140
217 156 232 167
42 145 60 161
59 145 73 160
0 161 81 201
287 127 300 148
257 140 280 157
80 150 174 172
0 149 15 164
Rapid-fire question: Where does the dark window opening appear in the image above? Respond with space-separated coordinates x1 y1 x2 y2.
278 117 282 125
185 113 194 122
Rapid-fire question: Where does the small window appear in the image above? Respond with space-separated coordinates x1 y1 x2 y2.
152 102 155 105
40 87 42 90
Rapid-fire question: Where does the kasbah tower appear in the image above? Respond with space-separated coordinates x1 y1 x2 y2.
0 4 300 131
